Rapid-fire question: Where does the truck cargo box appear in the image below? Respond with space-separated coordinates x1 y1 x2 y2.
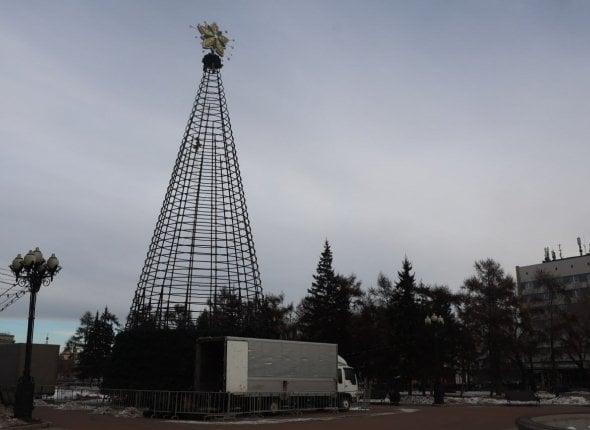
194 337 338 394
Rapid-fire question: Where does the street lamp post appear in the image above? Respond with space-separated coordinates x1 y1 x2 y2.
425 313 445 405
9 248 60 420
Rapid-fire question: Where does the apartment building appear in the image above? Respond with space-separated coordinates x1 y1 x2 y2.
515 239 590 388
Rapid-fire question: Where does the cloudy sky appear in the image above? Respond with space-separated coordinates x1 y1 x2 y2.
1 1 589 347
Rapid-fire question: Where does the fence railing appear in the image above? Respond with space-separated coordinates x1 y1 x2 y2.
35 386 365 418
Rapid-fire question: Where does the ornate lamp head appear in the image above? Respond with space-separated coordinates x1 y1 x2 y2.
23 250 36 268
9 249 61 284
32 247 45 266
46 254 59 272
10 254 24 276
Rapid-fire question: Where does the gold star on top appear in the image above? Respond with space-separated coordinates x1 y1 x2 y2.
197 22 230 57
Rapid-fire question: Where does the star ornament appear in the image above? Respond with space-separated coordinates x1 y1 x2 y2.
197 22 230 57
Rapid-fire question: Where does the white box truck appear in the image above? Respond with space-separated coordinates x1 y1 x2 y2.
194 336 358 411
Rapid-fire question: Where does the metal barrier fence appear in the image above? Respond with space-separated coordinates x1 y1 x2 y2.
39 386 363 418
1 384 56 404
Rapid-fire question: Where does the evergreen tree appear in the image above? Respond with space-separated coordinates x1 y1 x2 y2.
105 327 197 390
296 240 362 352
350 293 388 382
66 311 94 351
331 274 363 354
164 305 195 330
205 288 246 336
390 257 423 394
193 290 295 339
297 240 336 341
245 293 295 339
76 307 119 381
372 273 395 306
360 266 410 392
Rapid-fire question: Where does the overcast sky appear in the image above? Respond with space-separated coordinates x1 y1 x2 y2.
1 1 589 347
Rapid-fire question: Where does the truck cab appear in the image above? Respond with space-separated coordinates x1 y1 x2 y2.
337 355 358 409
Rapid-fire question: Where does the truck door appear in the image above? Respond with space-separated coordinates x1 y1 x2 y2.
338 367 358 395
226 339 248 392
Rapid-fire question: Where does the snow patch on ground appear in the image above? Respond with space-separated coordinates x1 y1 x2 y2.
543 396 589 406
49 387 103 402
92 407 143 418
399 408 420 413
371 391 590 406
445 396 506 405
54 401 95 411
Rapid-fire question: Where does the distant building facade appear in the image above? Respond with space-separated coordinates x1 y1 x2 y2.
517 253 590 310
0 343 59 395
516 246 590 388
0 333 15 344
57 346 77 382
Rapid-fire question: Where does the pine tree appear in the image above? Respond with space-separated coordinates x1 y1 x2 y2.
66 311 94 351
202 289 246 336
361 275 399 383
350 293 387 381
390 257 422 394
297 240 336 341
296 241 361 352
76 307 119 381
331 274 363 354
242 293 295 339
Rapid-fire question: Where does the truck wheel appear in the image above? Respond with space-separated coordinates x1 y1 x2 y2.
339 396 351 410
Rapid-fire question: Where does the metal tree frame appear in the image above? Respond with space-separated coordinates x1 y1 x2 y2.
128 53 262 329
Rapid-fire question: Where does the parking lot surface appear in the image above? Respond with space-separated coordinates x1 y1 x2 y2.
33 404 589 430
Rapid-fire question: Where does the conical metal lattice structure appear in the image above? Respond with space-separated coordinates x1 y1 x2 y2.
127 52 262 329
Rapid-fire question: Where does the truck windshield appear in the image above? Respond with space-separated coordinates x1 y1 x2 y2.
344 367 356 384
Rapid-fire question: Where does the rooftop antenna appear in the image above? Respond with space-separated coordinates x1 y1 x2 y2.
558 244 563 259
577 237 583 256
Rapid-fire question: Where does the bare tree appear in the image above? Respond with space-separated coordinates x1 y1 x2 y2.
534 270 568 392
461 259 518 396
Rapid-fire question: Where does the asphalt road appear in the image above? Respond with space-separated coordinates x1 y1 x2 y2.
33 404 590 430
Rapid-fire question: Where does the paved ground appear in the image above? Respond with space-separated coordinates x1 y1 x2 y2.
32 404 590 430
